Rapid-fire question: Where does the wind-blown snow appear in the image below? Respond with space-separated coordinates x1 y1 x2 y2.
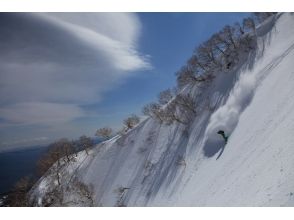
204 14 294 154
30 13 294 207
205 69 257 143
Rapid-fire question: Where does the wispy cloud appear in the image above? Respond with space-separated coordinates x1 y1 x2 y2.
0 102 85 126
0 13 150 123
37 13 150 72
0 13 150 146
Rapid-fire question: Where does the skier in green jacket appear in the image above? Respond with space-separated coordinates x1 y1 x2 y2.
217 130 228 144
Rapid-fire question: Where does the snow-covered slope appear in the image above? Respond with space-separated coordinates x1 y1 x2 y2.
30 13 294 206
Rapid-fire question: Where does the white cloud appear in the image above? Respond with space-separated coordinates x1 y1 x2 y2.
37 13 150 71
42 13 141 46
0 13 150 129
0 102 85 125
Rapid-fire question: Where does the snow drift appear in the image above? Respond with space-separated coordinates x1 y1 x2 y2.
30 13 294 207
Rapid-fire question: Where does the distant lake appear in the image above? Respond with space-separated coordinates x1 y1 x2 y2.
0 146 48 195
0 137 102 195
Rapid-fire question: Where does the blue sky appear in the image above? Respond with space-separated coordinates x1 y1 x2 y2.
0 13 249 150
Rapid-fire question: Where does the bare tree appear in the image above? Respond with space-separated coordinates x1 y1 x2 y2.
50 151 63 186
95 127 112 139
37 147 55 175
215 25 244 69
174 93 197 115
78 135 94 155
40 178 94 207
6 176 33 206
243 17 256 33
43 187 64 206
188 54 208 72
158 94 198 126
234 22 245 36
142 102 164 122
142 102 159 117
37 139 75 185
144 91 199 126
253 12 276 23
176 65 196 88
57 138 74 163
158 88 174 105
176 64 213 88
37 153 55 178
116 126 128 137
210 33 228 57
213 30 231 53
210 32 234 70
222 25 238 49
197 41 220 69
123 114 140 130
73 178 94 206
161 101 186 125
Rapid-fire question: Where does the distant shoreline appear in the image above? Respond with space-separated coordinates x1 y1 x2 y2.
0 143 49 154
0 145 48 195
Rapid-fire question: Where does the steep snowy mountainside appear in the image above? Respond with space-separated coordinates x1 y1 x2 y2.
163 13 294 206
30 13 294 207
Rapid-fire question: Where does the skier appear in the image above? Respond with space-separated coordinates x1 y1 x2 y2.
217 130 228 144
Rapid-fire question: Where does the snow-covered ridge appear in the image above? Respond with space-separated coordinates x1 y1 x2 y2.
30 13 294 206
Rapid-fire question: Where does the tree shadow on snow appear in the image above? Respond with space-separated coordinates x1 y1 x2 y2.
141 125 190 204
